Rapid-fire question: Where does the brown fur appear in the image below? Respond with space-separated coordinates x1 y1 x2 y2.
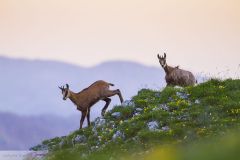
157 53 196 86
59 80 123 129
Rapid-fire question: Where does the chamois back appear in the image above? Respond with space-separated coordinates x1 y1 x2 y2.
167 68 196 86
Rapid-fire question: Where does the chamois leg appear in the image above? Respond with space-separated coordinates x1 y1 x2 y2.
116 89 124 103
87 108 91 127
80 111 87 129
101 98 111 116
105 89 124 103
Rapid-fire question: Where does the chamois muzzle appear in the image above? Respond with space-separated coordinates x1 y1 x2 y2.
58 84 69 100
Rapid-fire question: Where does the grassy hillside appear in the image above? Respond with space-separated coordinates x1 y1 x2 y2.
31 79 240 160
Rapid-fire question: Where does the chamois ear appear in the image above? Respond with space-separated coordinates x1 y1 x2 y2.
157 54 161 59
66 84 69 89
164 53 166 59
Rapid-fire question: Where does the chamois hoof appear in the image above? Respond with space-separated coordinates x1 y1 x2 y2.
101 112 105 117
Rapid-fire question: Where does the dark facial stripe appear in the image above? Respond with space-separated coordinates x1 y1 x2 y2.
64 90 68 98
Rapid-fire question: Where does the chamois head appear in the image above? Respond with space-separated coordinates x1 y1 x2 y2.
58 84 70 100
157 53 167 68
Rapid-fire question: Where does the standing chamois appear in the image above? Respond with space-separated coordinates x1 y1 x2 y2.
59 80 124 129
157 53 196 86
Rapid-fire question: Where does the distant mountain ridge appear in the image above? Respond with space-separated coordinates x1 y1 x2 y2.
0 56 165 150
0 112 79 150
0 56 165 117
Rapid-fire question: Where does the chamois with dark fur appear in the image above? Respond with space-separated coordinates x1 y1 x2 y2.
157 53 196 86
59 80 124 129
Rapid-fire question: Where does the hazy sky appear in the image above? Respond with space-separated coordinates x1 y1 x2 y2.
0 0 239 77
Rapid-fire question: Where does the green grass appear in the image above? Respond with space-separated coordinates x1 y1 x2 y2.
31 79 240 160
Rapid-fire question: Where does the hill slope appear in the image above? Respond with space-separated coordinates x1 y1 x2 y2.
31 79 240 160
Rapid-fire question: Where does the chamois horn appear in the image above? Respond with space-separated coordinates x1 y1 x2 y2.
66 84 69 89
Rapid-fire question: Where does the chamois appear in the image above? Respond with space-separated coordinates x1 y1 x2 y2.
59 80 124 129
157 53 196 86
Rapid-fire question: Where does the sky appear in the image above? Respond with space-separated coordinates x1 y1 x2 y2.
0 0 239 78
